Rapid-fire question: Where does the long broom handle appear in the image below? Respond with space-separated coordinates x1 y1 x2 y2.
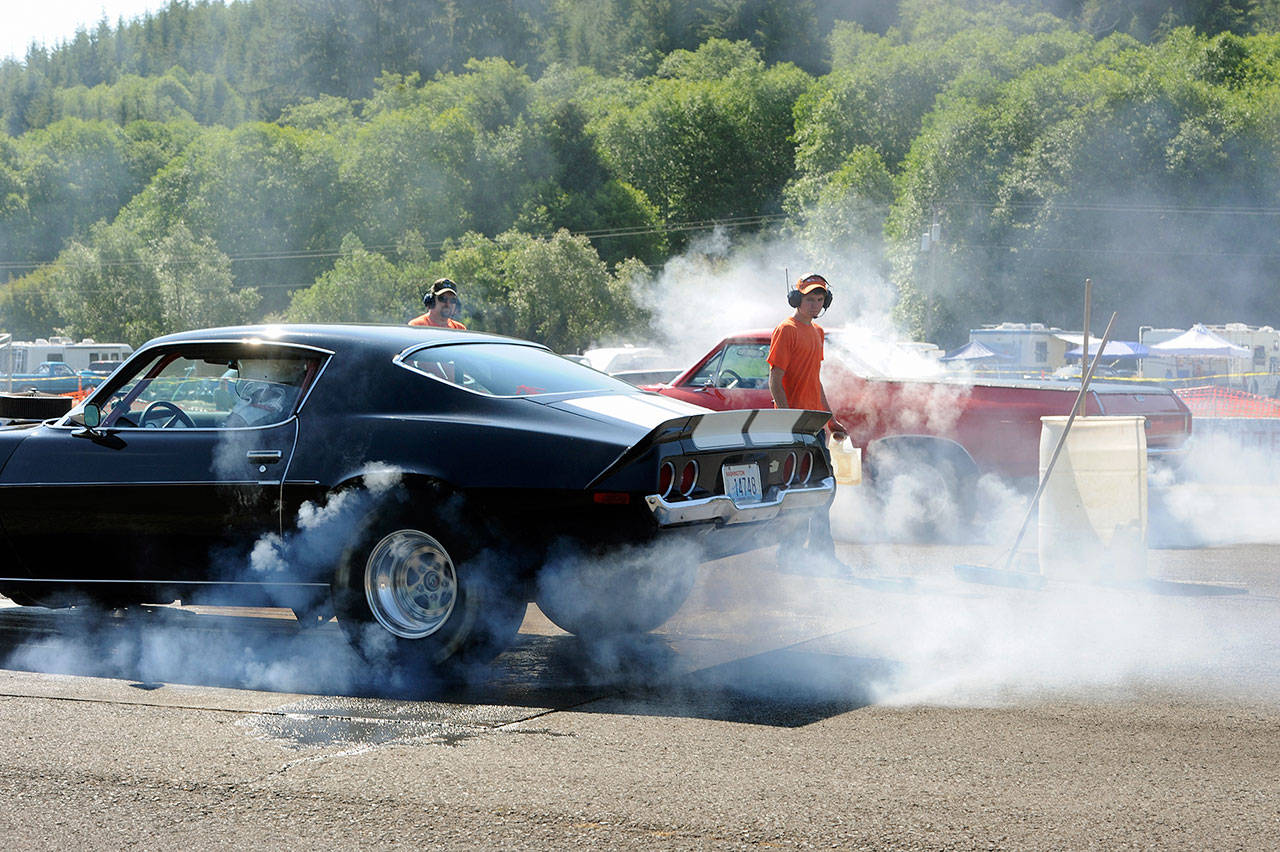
1000 311 1118 572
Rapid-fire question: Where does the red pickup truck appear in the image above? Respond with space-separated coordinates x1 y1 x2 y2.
650 330 1192 523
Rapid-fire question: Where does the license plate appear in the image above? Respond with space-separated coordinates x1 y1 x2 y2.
722 462 763 504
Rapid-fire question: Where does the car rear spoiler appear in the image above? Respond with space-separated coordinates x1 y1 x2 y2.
588 408 830 489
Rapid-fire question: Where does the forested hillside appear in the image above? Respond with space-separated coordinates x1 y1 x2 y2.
3 0 1280 349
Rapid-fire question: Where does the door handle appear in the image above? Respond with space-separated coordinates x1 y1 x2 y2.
246 450 283 464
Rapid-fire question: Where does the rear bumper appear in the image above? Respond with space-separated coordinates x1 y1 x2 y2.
644 476 836 527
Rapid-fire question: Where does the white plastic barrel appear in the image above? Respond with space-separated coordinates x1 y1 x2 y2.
1038 415 1147 580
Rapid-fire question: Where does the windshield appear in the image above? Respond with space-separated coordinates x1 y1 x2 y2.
399 342 639 397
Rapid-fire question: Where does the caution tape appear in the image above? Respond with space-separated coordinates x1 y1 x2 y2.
966 369 1278 385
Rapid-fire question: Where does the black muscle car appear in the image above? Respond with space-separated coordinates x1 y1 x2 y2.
0 325 834 668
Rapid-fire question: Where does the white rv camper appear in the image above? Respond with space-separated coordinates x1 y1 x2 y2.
0 336 132 375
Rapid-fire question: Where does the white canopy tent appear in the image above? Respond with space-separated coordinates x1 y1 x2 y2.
1148 324 1250 358
940 340 1009 362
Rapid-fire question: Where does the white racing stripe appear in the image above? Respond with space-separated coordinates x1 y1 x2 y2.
689 410 753 449
561 394 813 447
746 409 809 446
561 393 705 429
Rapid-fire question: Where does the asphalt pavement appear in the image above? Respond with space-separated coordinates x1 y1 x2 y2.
0 541 1276 849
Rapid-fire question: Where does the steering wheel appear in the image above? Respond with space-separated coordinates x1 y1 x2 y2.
718 369 743 389
140 399 195 429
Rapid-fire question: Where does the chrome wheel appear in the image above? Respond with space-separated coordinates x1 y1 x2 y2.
363 529 457 639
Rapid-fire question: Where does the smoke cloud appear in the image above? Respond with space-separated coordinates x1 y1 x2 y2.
245 462 403 583
1150 426 1280 547
622 225 900 365
5 221 1279 716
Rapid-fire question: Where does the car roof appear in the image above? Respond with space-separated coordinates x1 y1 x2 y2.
142 323 548 356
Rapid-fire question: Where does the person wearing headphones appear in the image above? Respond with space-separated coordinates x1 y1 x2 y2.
768 273 849 571
409 278 467 329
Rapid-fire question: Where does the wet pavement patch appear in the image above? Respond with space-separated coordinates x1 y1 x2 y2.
241 696 565 750
248 712 464 749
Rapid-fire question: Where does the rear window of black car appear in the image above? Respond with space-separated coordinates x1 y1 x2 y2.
399 343 637 397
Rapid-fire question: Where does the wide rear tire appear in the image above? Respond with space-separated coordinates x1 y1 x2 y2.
332 517 525 671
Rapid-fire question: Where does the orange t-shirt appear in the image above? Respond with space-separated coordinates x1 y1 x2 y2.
408 314 466 329
767 318 825 410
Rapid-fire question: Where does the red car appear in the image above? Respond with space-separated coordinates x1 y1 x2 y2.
651 330 1192 519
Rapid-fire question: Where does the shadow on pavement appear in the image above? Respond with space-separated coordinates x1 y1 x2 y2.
597 647 897 727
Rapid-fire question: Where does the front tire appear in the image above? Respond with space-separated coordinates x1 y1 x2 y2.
332 520 525 670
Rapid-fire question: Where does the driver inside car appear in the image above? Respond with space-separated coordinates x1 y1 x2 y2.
224 383 290 428
222 359 305 428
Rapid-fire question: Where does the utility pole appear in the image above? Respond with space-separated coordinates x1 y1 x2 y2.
1075 278 1092 418
1 333 10 392
921 209 941 297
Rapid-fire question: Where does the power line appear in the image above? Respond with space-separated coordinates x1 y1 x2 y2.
0 214 789 278
951 241 1280 260
6 199 1279 274
942 198 1280 216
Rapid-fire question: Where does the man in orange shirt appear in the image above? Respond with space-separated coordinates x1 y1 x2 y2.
409 278 467 329
768 273 848 570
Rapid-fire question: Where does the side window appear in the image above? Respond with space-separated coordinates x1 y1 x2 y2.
718 344 770 389
403 353 485 393
100 348 319 429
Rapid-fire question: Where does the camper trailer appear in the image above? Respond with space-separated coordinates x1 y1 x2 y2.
0 336 132 376
967 323 1075 375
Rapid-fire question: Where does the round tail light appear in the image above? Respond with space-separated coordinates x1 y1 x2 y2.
658 461 675 497
679 460 699 496
798 450 813 484
782 451 797 485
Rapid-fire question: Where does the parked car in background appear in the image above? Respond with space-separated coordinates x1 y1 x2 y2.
85 360 125 376
578 345 670 374
0 324 835 670
569 345 684 387
611 367 683 386
2 361 103 394
651 329 1193 533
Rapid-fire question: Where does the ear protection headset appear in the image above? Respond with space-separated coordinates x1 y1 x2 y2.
787 273 833 309
423 278 460 310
